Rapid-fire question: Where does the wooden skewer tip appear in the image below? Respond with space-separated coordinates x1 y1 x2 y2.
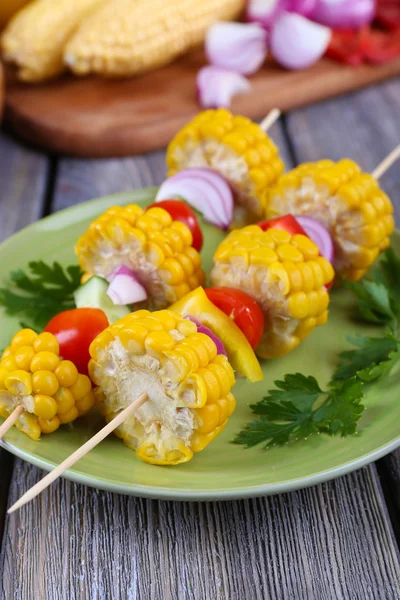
259 108 281 132
372 144 400 181
0 404 24 442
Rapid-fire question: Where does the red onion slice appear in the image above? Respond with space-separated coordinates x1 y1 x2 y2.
186 317 227 357
311 0 375 28
196 66 251 109
205 22 268 75
291 0 318 16
155 168 234 230
106 266 148 305
246 0 287 28
295 215 335 263
270 12 331 69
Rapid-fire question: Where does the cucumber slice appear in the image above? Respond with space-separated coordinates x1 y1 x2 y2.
74 276 130 324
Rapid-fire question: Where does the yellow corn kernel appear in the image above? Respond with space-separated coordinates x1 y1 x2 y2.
174 342 199 372
32 370 59 396
145 331 176 357
195 404 220 434
54 360 79 387
55 387 76 415
159 258 185 285
266 262 290 295
58 405 79 424
16 411 41 441
1 347 12 359
198 368 220 404
0 367 9 390
76 391 95 414
33 332 59 355
176 319 198 337
250 247 278 266
291 234 319 259
69 375 92 401
170 221 193 247
298 263 314 292
33 394 58 420
1 357 17 372
267 229 291 245
14 345 35 371
276 243 304 263
146 207 172 227
30 351 60 372
316 257 334 285
4 370 32 395
38 416 60 434
11 328 37 351
288 292 309 319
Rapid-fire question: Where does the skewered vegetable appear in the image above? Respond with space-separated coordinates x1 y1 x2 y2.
167 109 284 226
89 308 237 465
210 225 334 358
64 0 246 77
0 329 95 440
265 160 394 280
1 0 105 82
75 204 205 310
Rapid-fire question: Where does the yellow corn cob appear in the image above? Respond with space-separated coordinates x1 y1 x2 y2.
89 309 236 465
167 109 285 227
0 329 95 440
64 0 246 77
75 204 205 309
210 226 334 358
265 159 394 281
1 0 106 82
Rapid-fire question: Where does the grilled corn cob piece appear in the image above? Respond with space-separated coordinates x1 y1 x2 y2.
265 160 394 281
167 110 284 227
1 0 105 82
210 226 334 358
64 0 246 77
75 204 205 310
89 309 236 465
0 329 95 440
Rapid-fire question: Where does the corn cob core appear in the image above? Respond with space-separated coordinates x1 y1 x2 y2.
0 329 95 440
1 0 105 82
89 309 236 465
75 204 205 310
167 109 284 227
210 227 334 358
265 159 394 281
64 0 246 77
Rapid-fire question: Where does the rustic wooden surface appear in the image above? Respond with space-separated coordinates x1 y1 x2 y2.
5 54 400 158
1 78 400 599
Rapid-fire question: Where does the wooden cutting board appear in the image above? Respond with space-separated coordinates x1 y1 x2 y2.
0 63 4 123
4 51 400 158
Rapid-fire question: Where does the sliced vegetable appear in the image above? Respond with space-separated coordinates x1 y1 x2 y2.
205 22 268 75
74 276 130 324
204 287 265 350
376 0 400 30
257 214 308 236
295 215 335 263
106 266 147 305
270 12 331 70
146 199 203 252
326 28 366 65
196 65 251 109
45 308 109 376
156 168 234 230
186 316 227 356
311 0 376 28
246 0 285 28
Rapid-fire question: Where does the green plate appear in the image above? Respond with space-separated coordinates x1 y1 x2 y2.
1 189 400 501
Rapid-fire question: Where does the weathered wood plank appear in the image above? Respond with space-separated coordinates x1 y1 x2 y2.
0 131 49 546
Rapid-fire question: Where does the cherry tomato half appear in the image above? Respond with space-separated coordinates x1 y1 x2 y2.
147 199 203 252
45 308 109 376
204 287 264 350
257 214 307 236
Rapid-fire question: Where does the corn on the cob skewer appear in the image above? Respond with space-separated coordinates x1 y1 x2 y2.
372 144 400 181
1 0 106 82
65 0 246 77
211 226 334 358
167 109 285 227
0 404 23 441
75 204 205 310
8 393 149 514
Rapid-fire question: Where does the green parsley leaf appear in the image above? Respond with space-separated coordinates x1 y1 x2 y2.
379 247 400 312
333 332 399 381
342 278 395 325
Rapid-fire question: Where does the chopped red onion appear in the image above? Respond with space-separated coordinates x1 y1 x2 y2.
311 0 375 28
106 266 147 305
186 317 227 357
295 215 335 263
196 65 251 109
246 0 316 28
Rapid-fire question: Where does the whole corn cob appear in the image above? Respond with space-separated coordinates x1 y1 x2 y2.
167 109 285 227
64 0 246 77
75 204 205 310
265 160 394 281
89 308 236 465
1 0 106 82
0 329 95 440
210 226 334 358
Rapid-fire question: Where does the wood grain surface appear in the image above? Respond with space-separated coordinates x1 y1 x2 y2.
5 54 400 158
0 63 4 124
1 80 400 599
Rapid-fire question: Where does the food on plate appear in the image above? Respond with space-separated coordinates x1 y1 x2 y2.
264 160 394 280
64 0 246 77
75 203 205 311
166 109 284 226
0 329 95 439
210 219 334 358
1 0 105 82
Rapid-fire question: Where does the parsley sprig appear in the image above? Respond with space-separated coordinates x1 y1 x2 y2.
0 261 82 331
235 247 400 449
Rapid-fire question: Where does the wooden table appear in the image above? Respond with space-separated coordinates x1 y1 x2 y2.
1 78 400 600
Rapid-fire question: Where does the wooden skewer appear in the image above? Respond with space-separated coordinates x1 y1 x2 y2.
372 144 400 180
259 108 281 132
8 392 148 514
0 405 24 441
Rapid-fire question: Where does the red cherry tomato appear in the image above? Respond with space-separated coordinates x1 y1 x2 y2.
147 199 203 252
45 308 109 376
204 287 264 350
257 214 307 236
